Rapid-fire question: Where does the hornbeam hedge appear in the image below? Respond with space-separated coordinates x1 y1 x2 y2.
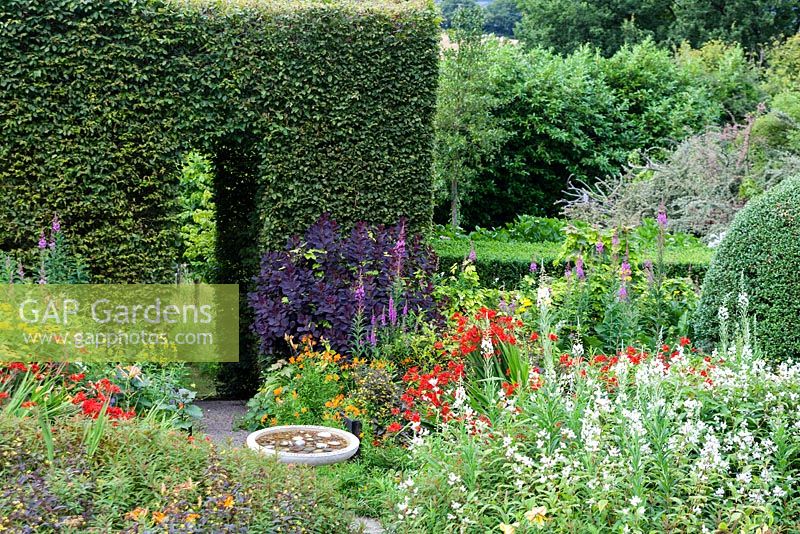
0 0 439 283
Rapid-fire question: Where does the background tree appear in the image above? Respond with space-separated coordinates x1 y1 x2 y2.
484 0 522 38
434 6 509 229
440 0 480 29
515 0 800 55
514 0 672 55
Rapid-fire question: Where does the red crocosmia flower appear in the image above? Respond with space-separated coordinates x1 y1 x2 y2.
548 333 558 342
501 382 519 396
679 337 691 347
390 407 400 416
0 392 9 401
68 373 85 382
8 362 27 373
71 391 87 405
94 378 121 395
387 422 402 433
529 332 539 342
21 401 36 408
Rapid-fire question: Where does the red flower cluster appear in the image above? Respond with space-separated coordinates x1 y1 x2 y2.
71 378 135 420
444 308 524 358
394 361 466 427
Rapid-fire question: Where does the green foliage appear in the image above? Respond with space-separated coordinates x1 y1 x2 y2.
435 38 736 227
599 40 722 147
439 0 479 29
435 11 509 228
695 175 800 358
514 0 673 56
0 0 438 282
178 152 218 283
483 0 522 38
467 215 565 243
672 40 764 122
434 237 711 288
515 0 800 55
0 413 351 531
764 34 800 96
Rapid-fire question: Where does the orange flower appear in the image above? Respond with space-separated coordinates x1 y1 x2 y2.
152 511 166 524
21 401 36 408
186 513 200 523
125 507 148 521
221 495 235 509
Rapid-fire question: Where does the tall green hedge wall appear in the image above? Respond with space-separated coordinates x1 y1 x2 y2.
0 0 439 282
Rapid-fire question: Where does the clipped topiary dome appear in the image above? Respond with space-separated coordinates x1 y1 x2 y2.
695 175 800 357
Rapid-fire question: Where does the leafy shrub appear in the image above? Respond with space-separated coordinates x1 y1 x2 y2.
695 175 800 357
467 215 565 244
673 40 763 122
433 237 711 288
435 39 732 227
178 152 218 283
241 337 405 437
562 108 800 239
249 216 438 358
764 34 800 96
241 339 351 430
0 0 438 282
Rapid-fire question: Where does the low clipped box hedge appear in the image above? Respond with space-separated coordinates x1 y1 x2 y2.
0 0 438 282
434 238 712 288
695 175 800 357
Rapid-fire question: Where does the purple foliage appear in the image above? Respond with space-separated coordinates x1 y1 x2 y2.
249 215 438 356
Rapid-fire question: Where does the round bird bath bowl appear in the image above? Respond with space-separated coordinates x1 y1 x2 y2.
247 425 360 466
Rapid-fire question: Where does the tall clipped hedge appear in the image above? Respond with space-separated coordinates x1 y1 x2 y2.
694 175 800 358
0 0 438 282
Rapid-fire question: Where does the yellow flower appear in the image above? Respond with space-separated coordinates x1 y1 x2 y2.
525 506 548 527
301 407 308 413
498 522 518 534
152 511 166 524
221 495 235 509
273 387 283 396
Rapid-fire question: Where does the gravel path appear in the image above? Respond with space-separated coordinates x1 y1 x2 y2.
195 400 249 447
195 400 386 533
